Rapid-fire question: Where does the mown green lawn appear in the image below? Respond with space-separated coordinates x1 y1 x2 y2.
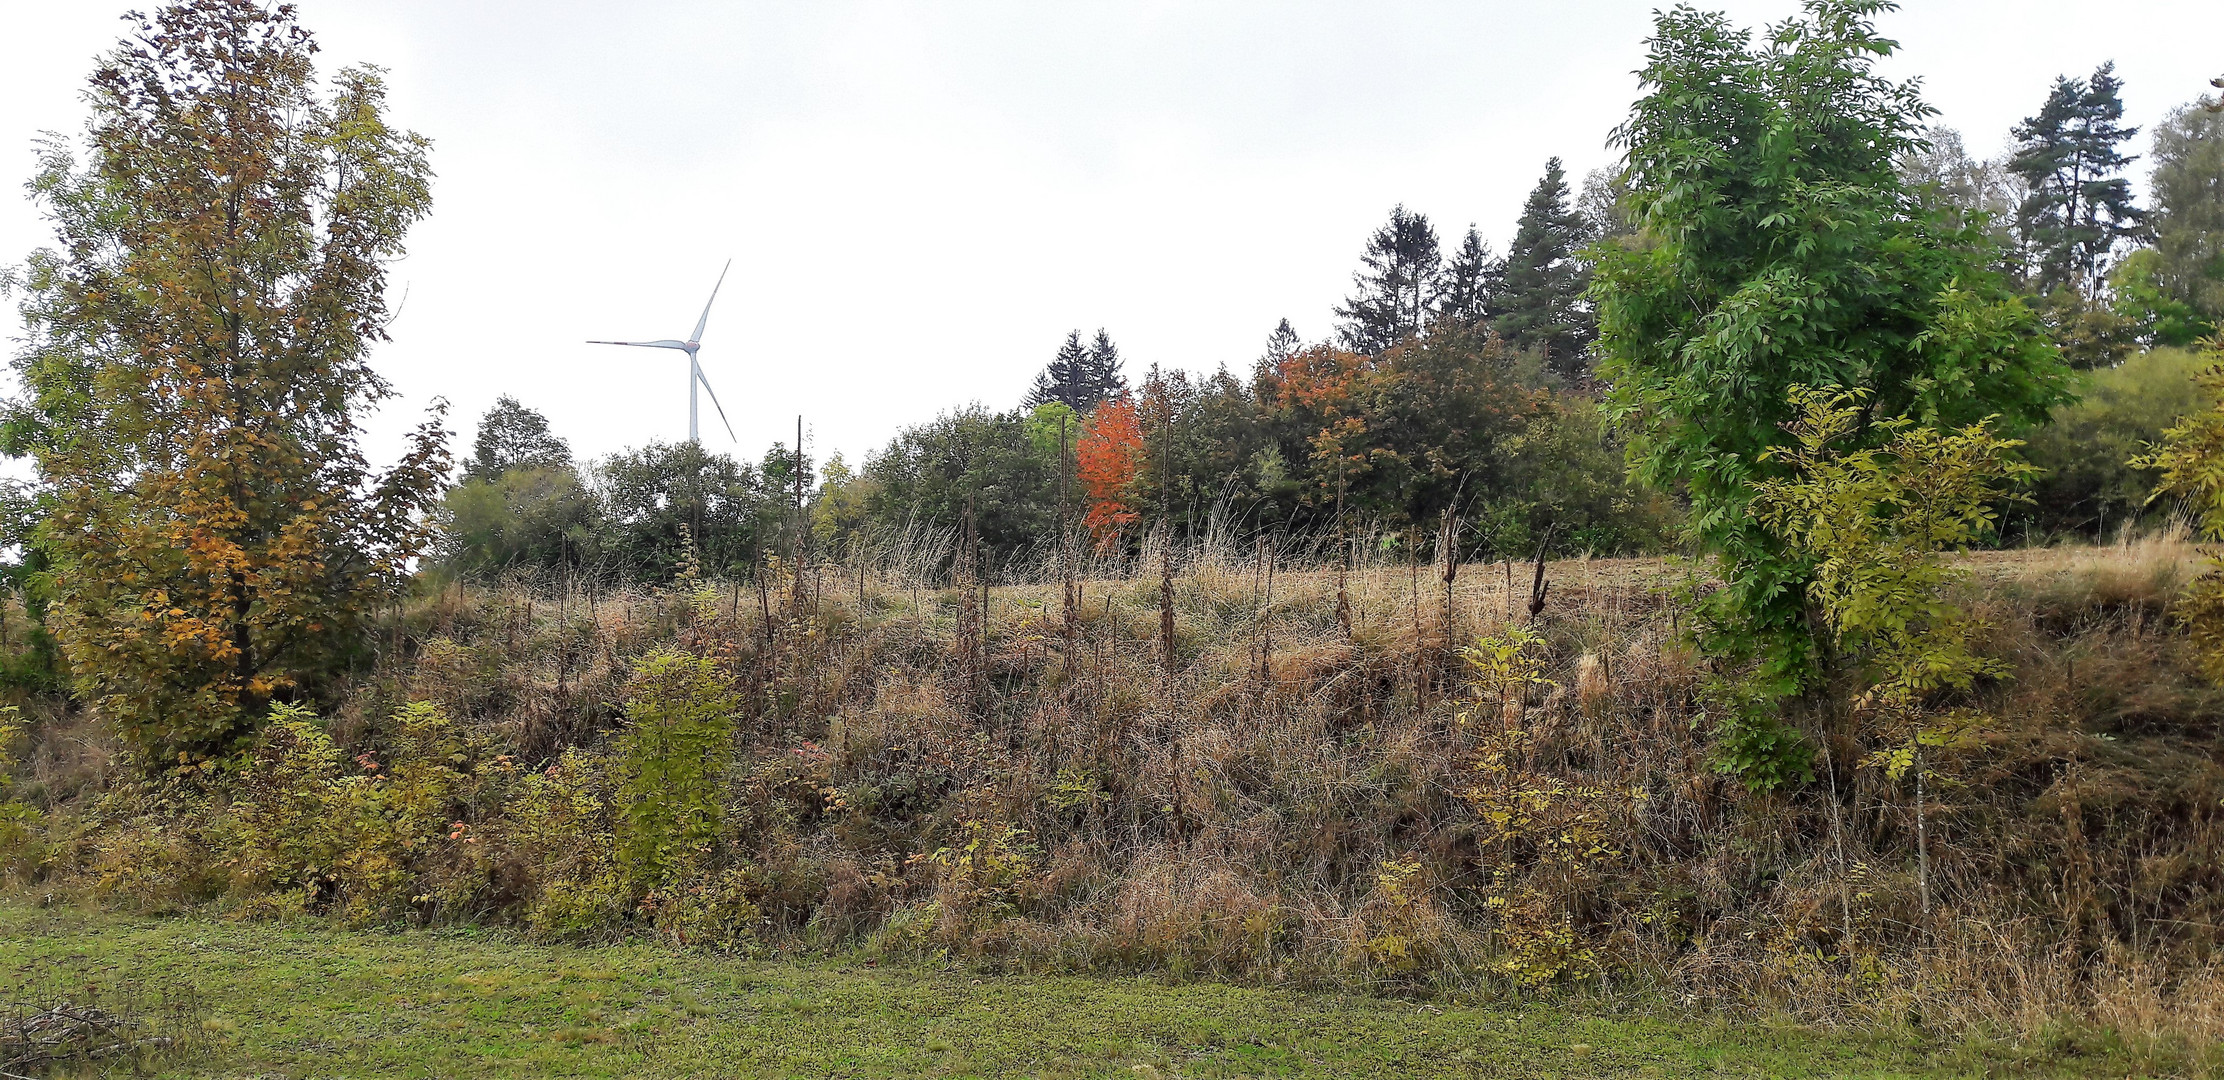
0 902 2174 1078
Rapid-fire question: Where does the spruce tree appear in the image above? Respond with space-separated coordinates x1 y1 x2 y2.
2009 63 2145 297
1025 329 1124 411
1433 226 1501 328
1333 205 1441 354
464 396 572 483
1492 158 1594 378
1026 331 1092 410
1082 328 1125 403
1260 318 1302 364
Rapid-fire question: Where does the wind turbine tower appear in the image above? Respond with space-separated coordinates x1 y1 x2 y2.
588 260 738 444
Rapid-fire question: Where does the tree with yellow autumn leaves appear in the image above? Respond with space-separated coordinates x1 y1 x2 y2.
4 0 449 762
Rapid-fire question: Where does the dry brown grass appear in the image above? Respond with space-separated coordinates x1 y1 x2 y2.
10 536 2224 1057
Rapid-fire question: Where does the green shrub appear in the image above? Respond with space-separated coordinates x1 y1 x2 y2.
1752 386 2028 712
220 701 474 923
2131 336 2224 681
0 708 41 883
503 747 627 940
615 650 739 892
2020 346 2208 539
1698 671 1815 793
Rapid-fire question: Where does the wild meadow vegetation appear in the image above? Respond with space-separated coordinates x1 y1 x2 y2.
4 0 2224 1075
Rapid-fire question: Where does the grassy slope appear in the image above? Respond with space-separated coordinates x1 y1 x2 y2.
0 903 2148 1079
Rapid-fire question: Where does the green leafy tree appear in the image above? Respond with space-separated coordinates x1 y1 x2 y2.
1335 205 1442 354
1494 395 1680 557
594 442 767 581
438 466 602 581
862 405 1056 561
2009 63 2145 299
811 452 879 553
462 396 571 483
4 1 449 761
438 397 591 580
2033 287 2140 369
1752 387 2031 709
1253 329 1541 535
0 483 62 693
1752 387 2030 904
1124 364 1271 536
2110 249 2213 348
1590 0 2070 741
1492 158 1594 378
2145 99 2224 331
2130 335 2224 680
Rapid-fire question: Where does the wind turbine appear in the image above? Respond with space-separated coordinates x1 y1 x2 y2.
588 260 738 444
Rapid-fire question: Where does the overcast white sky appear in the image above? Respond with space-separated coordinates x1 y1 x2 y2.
3 1 2221 474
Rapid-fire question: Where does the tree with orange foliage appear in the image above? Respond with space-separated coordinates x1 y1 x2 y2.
7 1 450 762
1260 344 1378 507
1077 397 1145 542
1255 329 1540 528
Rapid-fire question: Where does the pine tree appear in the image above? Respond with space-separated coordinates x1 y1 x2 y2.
2009 63 2146 297
1491 158 1594 378
1433 226 1501 328
1334 205 1441 354
1025 329 1124 411
464 396 572 483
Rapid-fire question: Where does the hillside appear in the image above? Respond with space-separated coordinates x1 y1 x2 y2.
7 534 2221 1064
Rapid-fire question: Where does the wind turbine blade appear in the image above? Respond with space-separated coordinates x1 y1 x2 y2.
587 339 691 349
695 365 738 442
689 259 732 344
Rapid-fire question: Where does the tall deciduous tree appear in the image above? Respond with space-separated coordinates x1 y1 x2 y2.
1492 158 1594 377
2009 63 2145 298
594 442 765 581
1576 167 1636 246
1076 397 1144 542
1334 205 1441 354
1897 126 2024 262
861 406 1054 558
1592 0 2069 705
5 1 450 761
2147 97 2224 328
463 396 571 483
